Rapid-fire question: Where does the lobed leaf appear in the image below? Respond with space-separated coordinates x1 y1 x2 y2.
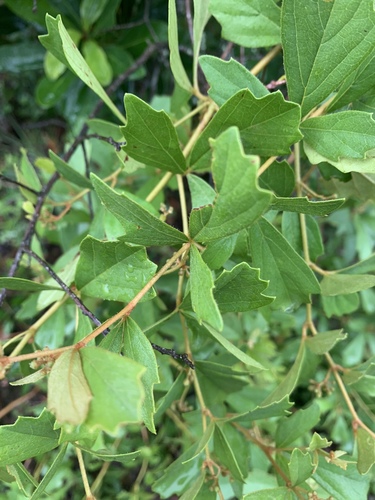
121 94 187 173
75 236 157 302
91 173 188 245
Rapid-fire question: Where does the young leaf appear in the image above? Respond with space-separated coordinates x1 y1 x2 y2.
80 347 146 434
262 341 305 405
0 277 59 292
121 94 187 173
168 0 192 92
0 409 60 466
301 112 375 163
288 449 314 486
271 196 345 216
282 0 375 116
122 318 160 434
209 0 281 48
190 245 223 331
214 263 274 312
357 428 375 475
276 402 320 448
320 274 375 296
187 174 216 207
244 487 298 499
249 218 320 309
306 330 347 355
190 90 302 170
199 55 269 107
14 148 42 203
91 173 188 246
190 127 272 242
308 433 332 452
47 350 92 426
39 15 126 123
75 236 157 302
49 150 92 189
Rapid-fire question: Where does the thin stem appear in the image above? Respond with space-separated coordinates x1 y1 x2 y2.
8 298 67 358
0 387 40 420
257 156 277 177
173 101 208 128
251 45 282 76
294 142 311 264
75 446 95 500
325 352 375 439
0 175 40 195
183 103 217 158
24 249 103 329
145 172 173 203
177 174 189 236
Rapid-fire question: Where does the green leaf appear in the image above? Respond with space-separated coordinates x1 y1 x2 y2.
329 55 375 112
168 0 192 92
195 361 249 399
80 347 146 433
190 90 302 170
258 160 295 197
180 471 205 500
123 318 160 433
82 40 113 86
244 487 298 499
282 0 375 116
0 277 59 292
288 449 314 486
121 94 187 173
357 428 375 475
271 196 345 216
214 424 245 482
75 236 157 302
308 433 332 452
0 409 60 466
10 369 48 386
262 341 305 405
306 330 347 355
14 148 42 203
47 350 92 426
91 174 188 245
276 402 320 448
202 234 238 270
80 0 110 30
322 293 360 318
39 15 125 123
228 396 292 423
301 112 375 163
154 371 185 423
190 127 272 242
339 253 375 275
49 150 92 189
30 442 68 500
153 443 202 497
313 455 370 500
6 463 38 497
187 174 216 207
75 445 141 464
201 320 265 372
282 212 324 262
99 322 123 354
214 263 274 312
320 274 375 296
209 0 281 48
190 245 223 331
193 1 210 87
182 421 215 464
249 218 320 309
199 55 269 106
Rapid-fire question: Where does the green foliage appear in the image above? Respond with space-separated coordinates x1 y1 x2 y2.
1 0 375 498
